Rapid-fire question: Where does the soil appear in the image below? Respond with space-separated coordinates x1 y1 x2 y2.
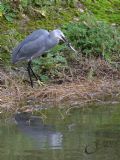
0 59 120 113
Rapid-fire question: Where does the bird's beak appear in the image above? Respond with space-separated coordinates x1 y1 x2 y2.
60 36 67 43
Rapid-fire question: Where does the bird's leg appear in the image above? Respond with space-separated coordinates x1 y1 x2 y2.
28 61 44 86
28 61 38 81
27 61 33 88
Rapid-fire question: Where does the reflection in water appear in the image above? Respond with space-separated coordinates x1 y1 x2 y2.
0 104 120 160
15 112 63 149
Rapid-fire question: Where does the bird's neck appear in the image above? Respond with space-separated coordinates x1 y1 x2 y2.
46 34 59 49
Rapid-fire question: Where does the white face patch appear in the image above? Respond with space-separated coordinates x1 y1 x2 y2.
54 30 66 41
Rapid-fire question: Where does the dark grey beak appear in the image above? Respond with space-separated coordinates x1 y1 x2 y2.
61 36 67 43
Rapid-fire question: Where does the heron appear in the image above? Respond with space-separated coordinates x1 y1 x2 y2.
12 29 76 87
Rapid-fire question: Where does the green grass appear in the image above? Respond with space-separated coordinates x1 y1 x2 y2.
0 0 120 81
82 0 120 24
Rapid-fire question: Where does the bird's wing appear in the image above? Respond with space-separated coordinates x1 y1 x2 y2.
12 29 49 62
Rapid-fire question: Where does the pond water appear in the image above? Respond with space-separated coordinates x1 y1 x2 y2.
0 104 120 160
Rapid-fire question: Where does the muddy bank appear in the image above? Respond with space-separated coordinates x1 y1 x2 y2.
0 67 120 113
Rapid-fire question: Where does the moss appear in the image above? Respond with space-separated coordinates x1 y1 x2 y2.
83 0 120 24
27 7 79 30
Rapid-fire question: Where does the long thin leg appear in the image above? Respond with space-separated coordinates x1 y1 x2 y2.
27 61 33 87
28 61 38 81
28 61 44 87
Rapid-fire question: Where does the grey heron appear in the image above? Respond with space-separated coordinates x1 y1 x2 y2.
12 29 76 87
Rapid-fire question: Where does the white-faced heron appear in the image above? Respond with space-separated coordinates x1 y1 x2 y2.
12 29 76 87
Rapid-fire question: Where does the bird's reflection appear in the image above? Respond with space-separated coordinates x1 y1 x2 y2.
15 112 63 149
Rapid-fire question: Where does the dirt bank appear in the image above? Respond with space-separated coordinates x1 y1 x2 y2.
1 66 120 113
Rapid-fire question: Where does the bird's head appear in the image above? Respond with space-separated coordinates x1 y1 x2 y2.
51 29 77 53
51 29 67 42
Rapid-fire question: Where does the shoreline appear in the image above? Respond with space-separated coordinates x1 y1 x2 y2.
1 70 120 113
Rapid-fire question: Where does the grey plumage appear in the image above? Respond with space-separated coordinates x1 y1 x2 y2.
12 29 76 87
12 29 59 63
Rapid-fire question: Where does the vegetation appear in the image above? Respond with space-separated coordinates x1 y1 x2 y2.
1 69 120 112
63 15 120 60
1 0 120 23
82 0 120 24
0 13 120 81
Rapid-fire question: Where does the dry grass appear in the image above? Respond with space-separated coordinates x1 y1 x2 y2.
0 59 120 112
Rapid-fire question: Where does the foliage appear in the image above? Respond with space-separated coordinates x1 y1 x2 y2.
0 0 78 22
0 1 16 22
0 0 120 82
0 29 24 65
1 0 120 24
11 0 77 8
63 15 120 61
82 0 120 24
0 14 120 81
33 15 120 80
32 45 68 81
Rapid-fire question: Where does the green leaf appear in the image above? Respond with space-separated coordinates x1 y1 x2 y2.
5 15 13 22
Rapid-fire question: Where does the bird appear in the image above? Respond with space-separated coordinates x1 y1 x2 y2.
12 29 76 87
14 112 63 149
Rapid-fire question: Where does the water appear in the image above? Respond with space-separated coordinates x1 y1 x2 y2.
0 104 120 160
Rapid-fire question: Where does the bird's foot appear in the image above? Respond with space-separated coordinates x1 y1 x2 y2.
37 79 45 86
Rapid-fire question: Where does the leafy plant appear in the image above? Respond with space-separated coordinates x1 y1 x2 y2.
0 29 23 65
32 45 68 81
0 2 16 22
82 0 120 24
63 15 120 61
